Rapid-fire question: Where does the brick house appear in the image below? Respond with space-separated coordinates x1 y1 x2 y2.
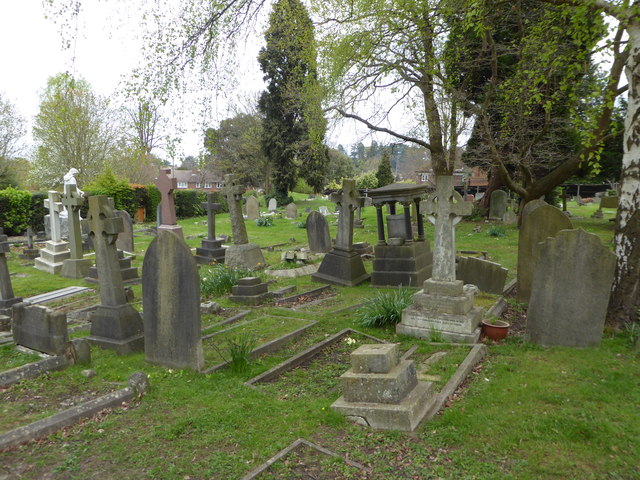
169 168 225 191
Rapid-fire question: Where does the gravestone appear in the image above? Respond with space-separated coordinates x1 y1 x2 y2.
85 195 144 354
155 168 184 240
489 190 508 220
195 193 225 265
600 196 619 209
35 191 70 274
221 174 265 270
229 277 272 305
246 195 260 220
457 256 508 295
285 202 298 219
19 227 40 260
521 199 547 223
0 228 22 310
268 198 277 212
397 175 482 343
526 229 615 347
517 204 573 302
143 231 204 371
11 303 68 356
312 179 369 286
306 211 332 253
318 206 330 216
115 210 134 253
60 184 91 279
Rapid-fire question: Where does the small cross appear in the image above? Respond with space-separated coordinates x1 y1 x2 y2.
155 168 178 226
201 193 222 241
44 191 65 243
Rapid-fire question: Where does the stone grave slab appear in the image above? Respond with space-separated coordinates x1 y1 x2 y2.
456 256 508 295
268 198 277 212
306 211 331 253
488 190 508 220
285 202 297 219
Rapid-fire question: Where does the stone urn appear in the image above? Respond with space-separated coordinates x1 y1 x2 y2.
481 318 510 341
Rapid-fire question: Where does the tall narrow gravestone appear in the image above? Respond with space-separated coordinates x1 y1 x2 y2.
222 174 265 270
155 168 184 240
526 229 616 347
195 193 225 265
85 196 144 354
0 228 22 311
311 179 369 286
143 231 204 371
306 211 331 253
488 190 508 220
35 191 70 274
60 184 91 279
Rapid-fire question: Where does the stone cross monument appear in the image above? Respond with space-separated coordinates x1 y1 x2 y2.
34 191 70 274
60 184 91 278
311 178 369 286
155 168 183 239
195 193 226 265
0 228 22 310
85 195 144 354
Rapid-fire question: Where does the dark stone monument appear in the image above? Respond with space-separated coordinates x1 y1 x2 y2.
456 256 508 295
85 196 144 354
195 193 225 265
306 211 331 253
312 179 370 286
115 210 134 253
229 277 272 305
368 183 432 287
11 303 68 355
0 228 22 311
35 191 70 274
489 190 508 220
60 184 92 279
19 227 40 260
155 168 184 240
526 229 616 347
143 231 204 371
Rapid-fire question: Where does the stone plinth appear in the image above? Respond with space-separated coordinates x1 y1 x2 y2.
34 241 70 274
12 303 68 356
225 243 265 271
195 239 226 265
311 248 370 287
229 277 272 305
397 279 482 343
331 343 435 431
371 240 432 287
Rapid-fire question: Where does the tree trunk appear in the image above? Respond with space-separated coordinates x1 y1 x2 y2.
480 166 503 210
607 21 640 328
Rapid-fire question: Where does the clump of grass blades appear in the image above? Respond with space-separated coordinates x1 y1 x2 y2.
200 264 254 297
227 334 257 373
255 217 274 227
358 287 413 328
487 225 506 237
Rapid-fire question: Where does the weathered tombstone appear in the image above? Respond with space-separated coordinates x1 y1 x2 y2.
488 190 508 220
306 211 332 253
521 198 547 223
517 204 573 302
600 196 619 209
11 303 68 355
246 195 260 220
397 175 482 343
221 174 265 270
35 191 70 274
155 168 184 240
268 198 277 212
456 256 508 295
285 202 298 219
19 227 40 260
318 206 330 216
312 179 370 286
143 231 204 371
0 228 22 311
229 277 272 305
85 196 144 354
115 210 134 253
60 184 92 279
526 229 615 347
195 193 225 265
503 205 518 225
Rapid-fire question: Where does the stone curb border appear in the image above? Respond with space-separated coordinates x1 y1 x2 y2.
238 438 366 480
266 264 319 278
0 372 149 452
245 328 387 388
274 285 331 305
0 356 70 388
202 318 318 374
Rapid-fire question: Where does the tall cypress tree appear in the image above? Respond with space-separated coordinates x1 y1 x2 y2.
258 0 328 200
375 150 394 187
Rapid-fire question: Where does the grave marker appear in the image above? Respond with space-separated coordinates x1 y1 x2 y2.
35 191 70 274
60 184 91 279
195 193 225 264
285 202 297 219
306 211 331 253
246 195 260 220
0 228 22 310
489 190 508 220
155 168 184 239
268 198 277 212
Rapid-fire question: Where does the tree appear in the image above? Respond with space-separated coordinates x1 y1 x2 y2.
31 73 120 187
0 93 26 188
375 150 394 187
258 0 329 200
325 146 355 185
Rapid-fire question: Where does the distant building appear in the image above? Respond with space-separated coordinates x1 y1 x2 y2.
169 168 224 191
415 167 488 192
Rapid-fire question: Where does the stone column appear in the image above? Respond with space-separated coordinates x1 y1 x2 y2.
401 201 413 243
375 204 386 245
415 198 425 241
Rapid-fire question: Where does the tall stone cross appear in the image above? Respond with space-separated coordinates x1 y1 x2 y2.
421 175 471 282
201 193 222 241
330 179 362 250
221 174 249 245
44 191 64 243
155 168 178 226
61 184 85 259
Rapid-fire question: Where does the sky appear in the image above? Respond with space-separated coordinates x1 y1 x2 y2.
0 0 377 163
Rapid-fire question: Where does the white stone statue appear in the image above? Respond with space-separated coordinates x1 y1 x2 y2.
63 168 84 197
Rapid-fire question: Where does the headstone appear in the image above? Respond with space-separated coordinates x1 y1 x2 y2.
85 195 144 354
221 174 265 270
488 190 508 220
306 211 332 253
143 231 204 371
285 202 297 219
19 227 40 260
246 196 260 220
60 184 92 279
526 229 615 347
318 206 330 216
312 179 370 286
229 276 272 305
466 194 474 202
11 303 68 356
600 196 619 209
155 168 184 240
115 210 134 253
0 228 22 310
195 193 225 265
457 256 508 295
35 191 70 274
521 199 547 222
517 204 573 302
268 198 277 212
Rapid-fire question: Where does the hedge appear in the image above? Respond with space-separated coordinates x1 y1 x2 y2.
0 187 32 235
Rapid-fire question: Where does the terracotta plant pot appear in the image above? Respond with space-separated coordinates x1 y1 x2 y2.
481 319 510 341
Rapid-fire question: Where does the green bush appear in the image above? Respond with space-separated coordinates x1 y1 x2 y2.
29 192 48 233
145 185 161 222
255 217 274 227
358 287 414 328
356 172 378 190
200 264 255 297
487 225 506 237
174 190 205 219
84 168 136 217
265 192 293 208
293 178 314 194
0 187 32 235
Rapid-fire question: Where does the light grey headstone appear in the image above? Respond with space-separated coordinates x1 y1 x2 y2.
268 198 277 212
246 196 260 220
489 190 508 220
306 211 331 253
526 229 615 347
285 202 297 219
318 206 330 216
115 210 134 253
457 256 508 295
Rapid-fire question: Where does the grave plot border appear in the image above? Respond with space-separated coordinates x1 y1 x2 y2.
200 310 250 338
239 437 366 480
266 264 319 278
0 372 149 451
245 328 387 388
274 285 331 306
202 316 318 374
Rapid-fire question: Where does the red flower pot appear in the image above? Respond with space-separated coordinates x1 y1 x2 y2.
481 319 510 341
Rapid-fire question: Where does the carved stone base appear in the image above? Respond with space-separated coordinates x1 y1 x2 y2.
224 243 265 270
312 248 370 287
34 241 70 274
195 238 226 265
61 258 92 279
371 240 432 287
87 303 144 355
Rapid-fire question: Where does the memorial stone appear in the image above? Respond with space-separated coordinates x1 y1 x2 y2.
526 229 615 347
115 210 134 253
0 228 22 310
488 190 508 220
246 196 260 220
35 191 70 274
306 211 332 253
318 206 330 216
19 227 40 260
268 198 277 212
229 277 272 305
285 202 298 219
457 256 508 295
143 231 204 371
155 168 184 240
12 303 68 356
600 196 619 209
195 193 225 265
60 184 92 279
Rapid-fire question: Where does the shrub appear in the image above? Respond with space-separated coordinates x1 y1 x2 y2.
174 189 205 218
255 217 274 227
293 178 314 194
84 167 136 216
356 172 378 190
200 264 255 297
0 187 31 235
487 225 506 237
265 192 293 207
358 287 414 328
296 218 307 229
